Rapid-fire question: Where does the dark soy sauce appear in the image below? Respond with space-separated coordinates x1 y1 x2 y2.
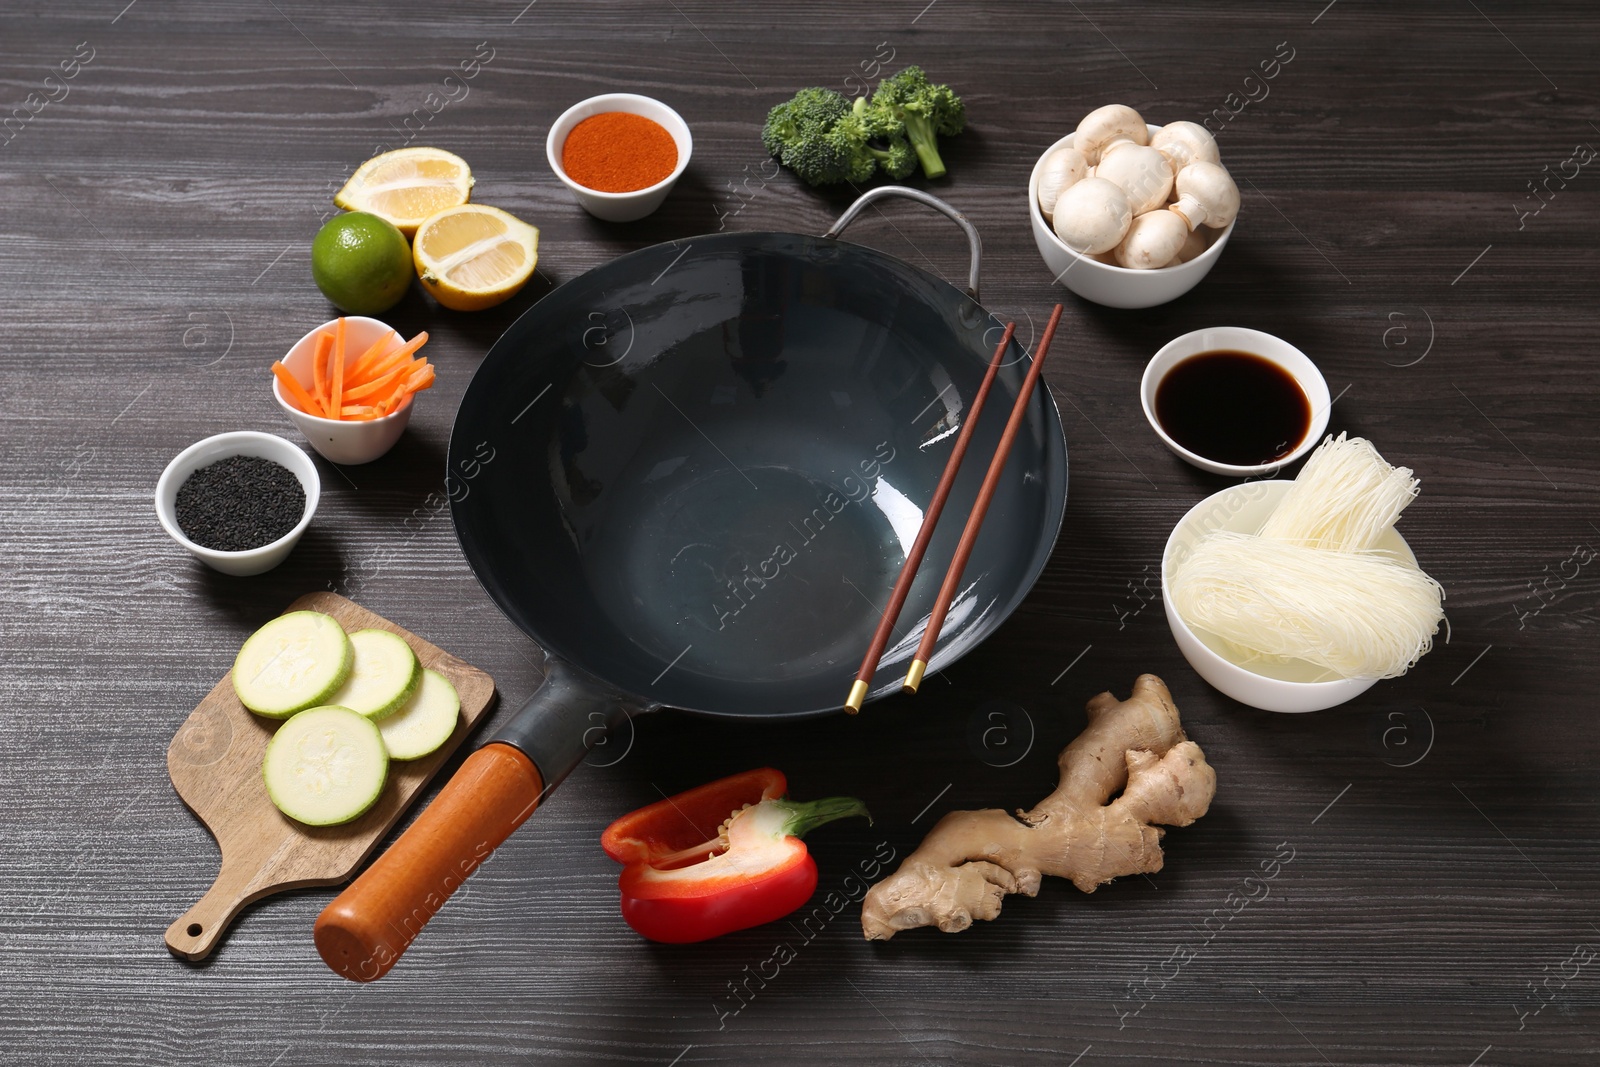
1154 350 1311 466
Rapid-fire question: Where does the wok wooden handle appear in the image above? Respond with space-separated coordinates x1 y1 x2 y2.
314 742 543 982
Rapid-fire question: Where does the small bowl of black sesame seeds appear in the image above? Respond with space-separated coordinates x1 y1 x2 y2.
155 431 320 576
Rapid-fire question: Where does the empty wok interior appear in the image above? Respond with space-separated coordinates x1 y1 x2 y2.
451 233 1066 717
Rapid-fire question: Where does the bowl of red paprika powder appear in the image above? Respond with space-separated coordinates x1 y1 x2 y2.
546 93 692 222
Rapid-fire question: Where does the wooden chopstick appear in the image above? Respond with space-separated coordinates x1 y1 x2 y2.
844 323 1017 714
902 303 1065 694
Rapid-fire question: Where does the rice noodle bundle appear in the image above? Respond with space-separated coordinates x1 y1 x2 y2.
1258 433 1419 551
1169 532 1444 679
1170 433 1444 680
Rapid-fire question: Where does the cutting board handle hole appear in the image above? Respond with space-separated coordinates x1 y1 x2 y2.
186 923 203 937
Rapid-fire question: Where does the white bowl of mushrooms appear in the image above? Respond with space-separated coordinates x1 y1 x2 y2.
1029 105 1239 309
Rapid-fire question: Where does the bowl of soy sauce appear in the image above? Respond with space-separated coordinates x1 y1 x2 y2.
1140 327 1331 477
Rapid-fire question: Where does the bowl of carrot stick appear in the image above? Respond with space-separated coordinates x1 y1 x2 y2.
271 316 433 465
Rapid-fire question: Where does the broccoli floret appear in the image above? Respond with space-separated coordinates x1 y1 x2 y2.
761 87 863 186
761 74 961 186
869 66 966 180
822 115 887 184
848 95 917 180
868 129 918 181
762 87 849 159
761 86 912 185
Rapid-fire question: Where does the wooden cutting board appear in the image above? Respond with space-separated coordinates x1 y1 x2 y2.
164 592 496 961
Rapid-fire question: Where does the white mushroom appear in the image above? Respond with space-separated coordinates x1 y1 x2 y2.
1037 146 1089 224
1170 160 1241 230
1093 143 1174 215
1114 209 1189 269
1150 121 1220 171
1171 226 1211 264
1074 104 1148 165
1052 177 1133 255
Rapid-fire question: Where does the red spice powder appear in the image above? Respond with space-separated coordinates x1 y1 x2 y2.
562 112 678 193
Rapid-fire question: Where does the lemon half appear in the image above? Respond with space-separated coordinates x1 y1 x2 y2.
334 147 474 238
413 204 539 312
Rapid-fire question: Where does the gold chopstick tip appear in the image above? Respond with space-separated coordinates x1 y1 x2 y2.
844 679 869 715
902 659 927 694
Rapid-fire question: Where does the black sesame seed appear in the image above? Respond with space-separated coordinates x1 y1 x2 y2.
175 455 306 552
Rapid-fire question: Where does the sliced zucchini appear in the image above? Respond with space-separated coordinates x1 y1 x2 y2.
232 611 353 719
325 629 421 720
262 705 389 826
377 669 461 761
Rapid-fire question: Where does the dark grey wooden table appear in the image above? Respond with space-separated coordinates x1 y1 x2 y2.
4 2 1596 1064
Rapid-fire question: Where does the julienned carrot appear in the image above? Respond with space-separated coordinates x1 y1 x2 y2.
319 332 338 413
401 363 435 390
273 324 435 422
330 317 347 417
310 332 332 406
272 325 435 422
343 359 416 402
344 330 399 383
347 329 397 374
351 332 429 386
393 330 429 360
347 346 412 389
273 361 323 417
378 365 433 408
374 368 430 415
371 385 405 416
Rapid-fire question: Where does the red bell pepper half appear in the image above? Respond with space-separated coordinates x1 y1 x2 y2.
600 768 869 944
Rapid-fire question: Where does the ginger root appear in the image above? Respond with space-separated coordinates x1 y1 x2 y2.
861 674 1215 939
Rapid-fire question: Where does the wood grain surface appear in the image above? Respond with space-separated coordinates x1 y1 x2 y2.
2 2 1597 1065
165 592 495 962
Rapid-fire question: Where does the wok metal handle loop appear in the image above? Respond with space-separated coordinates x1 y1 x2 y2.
823 186 982 302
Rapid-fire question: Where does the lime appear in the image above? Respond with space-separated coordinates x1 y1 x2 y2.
311 212 413 315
